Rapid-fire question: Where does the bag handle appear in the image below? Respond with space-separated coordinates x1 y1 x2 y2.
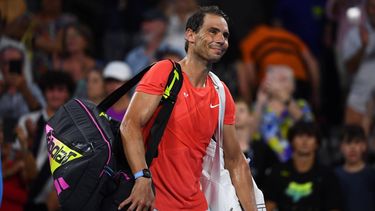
145 62 183 166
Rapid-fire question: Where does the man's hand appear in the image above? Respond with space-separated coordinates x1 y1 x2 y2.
118 178 155 211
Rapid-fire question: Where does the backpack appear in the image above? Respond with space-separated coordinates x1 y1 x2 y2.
45 60 183 211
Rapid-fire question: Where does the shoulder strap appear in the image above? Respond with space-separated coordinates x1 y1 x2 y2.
208 71 226 179
97 63 155 112
145 62 183 166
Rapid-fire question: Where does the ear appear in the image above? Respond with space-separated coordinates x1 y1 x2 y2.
185 28 196 45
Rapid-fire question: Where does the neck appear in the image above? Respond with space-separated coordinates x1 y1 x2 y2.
179 55 212 88
145 36 163 54
293 153 315 173
344 160 365 173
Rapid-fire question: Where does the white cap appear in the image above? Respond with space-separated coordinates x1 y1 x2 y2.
103 61 132 81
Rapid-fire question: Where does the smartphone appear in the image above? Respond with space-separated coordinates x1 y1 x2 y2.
9 60 23 75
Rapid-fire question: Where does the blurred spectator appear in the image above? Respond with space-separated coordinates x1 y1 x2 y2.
124 8 180 74
273 0 327 57
31 0 77 80
0 121 36 211
335 124 375 211
86 68 106 105
0 0 27 29
363 89 375 162
103 61 132 121
238 25 320 106
155 46 184 62
17 71 74 211
264 121 342 211
0 44 45 124
163 0 198 54
0 149 2 207
53 22 97 98
342 0 375 125
251 65 313 163
235 99 277 188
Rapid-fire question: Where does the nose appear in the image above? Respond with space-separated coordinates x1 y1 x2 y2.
216 33 226 44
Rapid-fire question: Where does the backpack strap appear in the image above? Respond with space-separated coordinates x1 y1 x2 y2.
145 62 183 166
97 63 155 112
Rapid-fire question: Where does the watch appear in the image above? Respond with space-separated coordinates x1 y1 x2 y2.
134 169 152 180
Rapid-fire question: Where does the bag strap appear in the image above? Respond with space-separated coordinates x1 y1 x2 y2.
97 63 155 112
208 71 226 180
145 62 183 166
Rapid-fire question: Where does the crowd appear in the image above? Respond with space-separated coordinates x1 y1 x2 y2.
1 0 375 210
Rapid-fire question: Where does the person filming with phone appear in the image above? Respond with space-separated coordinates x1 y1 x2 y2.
0 45 45 143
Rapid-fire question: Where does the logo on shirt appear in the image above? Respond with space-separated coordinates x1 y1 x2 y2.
183 92 189 98
285 181 313 202
210 103 219 108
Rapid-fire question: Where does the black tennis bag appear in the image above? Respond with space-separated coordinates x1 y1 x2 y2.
45 60 183 211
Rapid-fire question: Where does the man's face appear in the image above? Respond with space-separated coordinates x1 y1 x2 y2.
45 86 70 111
0 48 23 84
292 134 318 156
367 0 375 27
188 14 229 63
340 139 366 165
141 19 167 44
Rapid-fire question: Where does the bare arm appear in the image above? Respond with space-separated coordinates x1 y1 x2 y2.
223 124 257 211
118 92 162 210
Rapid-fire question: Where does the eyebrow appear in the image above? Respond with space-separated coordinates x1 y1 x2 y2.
209 27 230 38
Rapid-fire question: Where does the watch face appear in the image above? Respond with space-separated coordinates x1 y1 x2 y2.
143 169 152 178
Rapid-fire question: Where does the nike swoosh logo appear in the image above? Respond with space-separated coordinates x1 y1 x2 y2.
210 104 219 108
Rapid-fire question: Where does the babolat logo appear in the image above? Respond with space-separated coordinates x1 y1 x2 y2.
46 130 83 174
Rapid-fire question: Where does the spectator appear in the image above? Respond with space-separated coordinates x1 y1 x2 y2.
86 68 106 105
53 22 97 98
335 124 375 211
251 65 313 163
238 25 320 106
16 71 74 211
264 121 342 211
163 0 198 54
31 0 77 79
0 119 36 211
124 8 180 74
0 45 45 123
103 61 132 121
343 0 375 125
235 99 277 188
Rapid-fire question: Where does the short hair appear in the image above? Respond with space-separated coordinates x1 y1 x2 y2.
39 71 76 96
184 6 229 52
288 121 321 145
340 124 366 143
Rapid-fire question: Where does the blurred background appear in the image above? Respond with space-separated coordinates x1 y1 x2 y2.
1 0 375 210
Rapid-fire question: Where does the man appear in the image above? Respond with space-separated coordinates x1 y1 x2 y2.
264 121 342 211
0 46 45 121
343 0 375 124
335 125 375 211
124 9 183 75
238 25 320 106
119 6 257 211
